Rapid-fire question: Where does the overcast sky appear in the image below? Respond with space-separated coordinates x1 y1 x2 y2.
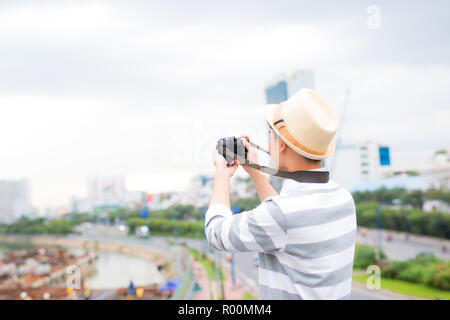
0 0 449 210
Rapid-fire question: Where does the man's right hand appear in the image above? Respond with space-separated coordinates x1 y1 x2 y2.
239 135 261 176
238 135 278 202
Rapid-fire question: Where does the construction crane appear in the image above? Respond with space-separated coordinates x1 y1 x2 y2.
330 89 351 177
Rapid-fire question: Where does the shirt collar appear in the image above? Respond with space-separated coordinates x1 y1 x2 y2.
279 167 330 195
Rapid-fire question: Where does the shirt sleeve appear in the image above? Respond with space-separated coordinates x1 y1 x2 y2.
204 198 287 253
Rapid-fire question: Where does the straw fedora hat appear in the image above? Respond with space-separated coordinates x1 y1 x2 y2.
264 88 338 160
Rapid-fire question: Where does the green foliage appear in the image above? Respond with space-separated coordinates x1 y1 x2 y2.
426 189 450 205
243 292 257 300
231 196 260 213
46 219 73 234
353 244 386 269
353 187 407 205
127 217 148 234
355 201 450 239
64 212 96 226
0 216 74 235
352 187 450 208
107 208 140 224
381 253 450 290
354 247 450 291
144 204 203 221
127 217 204 238
352 273 450 300
355 202 378 228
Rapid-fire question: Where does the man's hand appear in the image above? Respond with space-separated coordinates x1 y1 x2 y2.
213 150 239 178
209 151 238 208
238 135 278 202
238 135 261 177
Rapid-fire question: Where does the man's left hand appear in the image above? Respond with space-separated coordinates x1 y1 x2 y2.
214 150 239 178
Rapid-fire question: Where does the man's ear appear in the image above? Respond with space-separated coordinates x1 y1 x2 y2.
279 138 288 152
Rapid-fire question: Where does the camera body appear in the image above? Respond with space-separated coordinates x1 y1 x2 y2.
216 136 248 165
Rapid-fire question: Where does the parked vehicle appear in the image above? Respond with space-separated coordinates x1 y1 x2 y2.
135 225 150 238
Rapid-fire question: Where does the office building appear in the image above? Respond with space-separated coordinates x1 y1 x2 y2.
265 69 315 104
325 140 392 190
0 179 32 224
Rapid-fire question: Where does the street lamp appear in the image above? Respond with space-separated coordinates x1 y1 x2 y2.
201 206 208 256
376 201 391 263
376 204 382 262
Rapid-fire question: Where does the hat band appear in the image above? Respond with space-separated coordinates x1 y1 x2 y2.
272 103 327 156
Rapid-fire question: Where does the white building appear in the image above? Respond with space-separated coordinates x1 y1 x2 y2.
0 179 32 224
346 147 450 193
423 200 450 214
421 149 450 190
87 176 127 208
146 191 180 210
158 173 256 209
325 140 392 190
70 197 93 214
70 176 147 213
179 174 215 208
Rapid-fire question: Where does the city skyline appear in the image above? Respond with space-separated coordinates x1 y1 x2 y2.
0 1 449 209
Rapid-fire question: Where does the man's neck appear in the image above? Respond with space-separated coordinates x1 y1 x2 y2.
279 149 323 172
282 162 322 172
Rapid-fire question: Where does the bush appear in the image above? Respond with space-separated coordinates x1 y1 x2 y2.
46 219 73 234
432 263 450 290
381 253 450 290
353 244 386 269
127 217 204 238
0 217 74 235
127 217 147 234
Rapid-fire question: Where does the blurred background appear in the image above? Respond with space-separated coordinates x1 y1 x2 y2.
0 0 449 300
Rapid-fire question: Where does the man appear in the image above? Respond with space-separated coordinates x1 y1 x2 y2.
204 88 357 300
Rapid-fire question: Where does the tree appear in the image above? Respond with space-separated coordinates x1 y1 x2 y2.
46 219 73 234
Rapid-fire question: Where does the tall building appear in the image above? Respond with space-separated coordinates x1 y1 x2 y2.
265 81 288 104
265 69 315 104
0 179 32 224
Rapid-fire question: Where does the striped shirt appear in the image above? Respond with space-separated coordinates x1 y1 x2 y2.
204 168 357 300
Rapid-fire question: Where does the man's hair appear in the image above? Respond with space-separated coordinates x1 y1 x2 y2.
302 156 322 165
269 126 322 165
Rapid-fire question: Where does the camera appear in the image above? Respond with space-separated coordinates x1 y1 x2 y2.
216 136 248 165
216 136 330 183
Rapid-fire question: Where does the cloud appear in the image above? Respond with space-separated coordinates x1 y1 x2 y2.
0 0 448 209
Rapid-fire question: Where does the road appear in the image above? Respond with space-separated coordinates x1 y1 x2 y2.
356 228 450 260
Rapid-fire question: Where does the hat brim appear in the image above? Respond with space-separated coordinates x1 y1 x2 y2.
264 104 335 160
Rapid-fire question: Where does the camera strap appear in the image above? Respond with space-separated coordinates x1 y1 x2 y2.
239 141 330 183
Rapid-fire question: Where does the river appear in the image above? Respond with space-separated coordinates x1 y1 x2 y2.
0 242 164 289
